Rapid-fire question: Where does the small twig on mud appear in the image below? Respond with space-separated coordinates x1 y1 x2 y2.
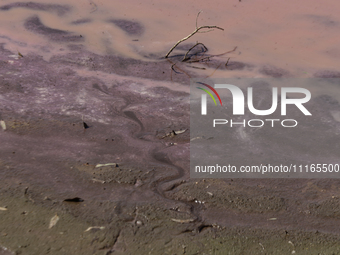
164 12 224 58
182 42 208 61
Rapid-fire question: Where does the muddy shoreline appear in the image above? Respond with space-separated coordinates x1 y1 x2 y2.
1 0 340 254
1 42 340 254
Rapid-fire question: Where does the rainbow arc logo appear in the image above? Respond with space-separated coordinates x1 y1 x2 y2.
196 82 222 106
196 82 223 115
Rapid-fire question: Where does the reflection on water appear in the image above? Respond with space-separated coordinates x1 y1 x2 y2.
0 0 340 74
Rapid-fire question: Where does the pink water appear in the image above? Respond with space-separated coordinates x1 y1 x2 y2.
1 0 339 74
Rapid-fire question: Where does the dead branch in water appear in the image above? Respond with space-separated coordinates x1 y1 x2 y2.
171 63 182 74
182 42 208 61
165 11 224 58
186 46 237 63
168 59 191 81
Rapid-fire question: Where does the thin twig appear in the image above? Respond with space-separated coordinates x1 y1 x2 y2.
187 56 210 63
186 46 237 63
205 63 223 78
196 11 202 29
182 42 208 61
171 64 182 74
173 64 190 76
89 0 97 13
167 59 191 81
165 13 224 59
189 66 206 70
225 57 230 68
197 29 214 34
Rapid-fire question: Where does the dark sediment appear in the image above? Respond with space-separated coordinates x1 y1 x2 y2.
1 41 340 254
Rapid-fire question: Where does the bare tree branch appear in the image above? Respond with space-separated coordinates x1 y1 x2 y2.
164 25 224 58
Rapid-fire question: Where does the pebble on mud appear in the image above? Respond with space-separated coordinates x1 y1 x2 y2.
84 226 105 232
95 163 117 168
0 120 6 131
49 214 59 229
171 218 195 224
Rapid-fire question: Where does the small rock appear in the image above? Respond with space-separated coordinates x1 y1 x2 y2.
0 120 6 131
49 214 59 229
